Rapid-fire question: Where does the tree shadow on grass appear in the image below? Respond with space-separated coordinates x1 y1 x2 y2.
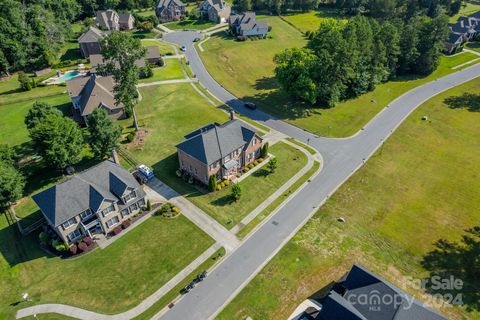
421 226 480 312
211 194 235 207
444 93 480 112
252 168 270 178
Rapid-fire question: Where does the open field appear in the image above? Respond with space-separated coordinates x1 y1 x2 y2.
281 7 346 33
200 23 480 137
188 142 308 229
138 59 185 83
0 214 214 319
218 77 480 320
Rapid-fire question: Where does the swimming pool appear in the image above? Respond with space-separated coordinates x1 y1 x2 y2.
57 70 81 83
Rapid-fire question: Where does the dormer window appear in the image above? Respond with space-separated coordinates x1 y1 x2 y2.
224 154 231 162
62 217 77 229
79 209 92 220
123 190 137 203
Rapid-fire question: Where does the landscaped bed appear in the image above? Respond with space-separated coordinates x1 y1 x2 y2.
218 76 480 320
0 213 214 318
199 14 480 138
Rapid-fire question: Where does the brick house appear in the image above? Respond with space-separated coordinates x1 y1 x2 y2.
32 161 147 245
78 26 105 58
199 0 231 23
176 117 263 184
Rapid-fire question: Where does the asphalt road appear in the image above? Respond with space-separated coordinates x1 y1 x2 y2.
162 31 480 320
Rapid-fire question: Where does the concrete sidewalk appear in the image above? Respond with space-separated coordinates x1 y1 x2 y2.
137 78 194 87
157 24 172 33
16 244 221 320
146 178 240 252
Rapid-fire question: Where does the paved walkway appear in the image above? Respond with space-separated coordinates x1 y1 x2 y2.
230 139 316 234
202 23 227 33
137 78 194 87
16 243 221 320
205 26 228 36
163 54 184 59
157 24 173 33
146 178 240 252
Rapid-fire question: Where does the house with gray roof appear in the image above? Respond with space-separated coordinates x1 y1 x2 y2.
66 74 125 125
229 12 269 38
176 116 263 185
291 264 447 320
32 160 147 245
78 26 105 58
199 0 231 23
445 11 480 54
93 10 135 31
156 0 186 23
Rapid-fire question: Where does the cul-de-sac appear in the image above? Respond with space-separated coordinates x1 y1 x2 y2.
0 0 479 319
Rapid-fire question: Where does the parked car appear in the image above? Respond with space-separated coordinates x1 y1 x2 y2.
244 102 257 110
133 164 154 184
180 46 186 52
193 37 201 42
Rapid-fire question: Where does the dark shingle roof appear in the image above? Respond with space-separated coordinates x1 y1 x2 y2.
230 12 268 32
78 26 104 43
118 13 133 25
176 120 258 165
447 32 463 45
94 10 119 30
315 265 448 320
157 0 185 13
33 161 142 226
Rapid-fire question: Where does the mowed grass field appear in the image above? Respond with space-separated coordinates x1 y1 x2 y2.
141 39 177 55
199 14 480 137
281 7 346 33
188 142 307 229
138 59 185 83
218 77 480 320
0 214 214 319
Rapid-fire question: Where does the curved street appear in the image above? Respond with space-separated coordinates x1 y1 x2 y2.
160 31 480 319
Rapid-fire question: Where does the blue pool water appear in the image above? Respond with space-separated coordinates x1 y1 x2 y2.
57 70 80 83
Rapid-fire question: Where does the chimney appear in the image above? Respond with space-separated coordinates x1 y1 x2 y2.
230 110 235 120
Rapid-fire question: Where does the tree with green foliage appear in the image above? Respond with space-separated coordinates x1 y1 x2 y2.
267 157 278 173
233 0 252 12
18 72 31 91
261 142 269 158
231 183 242 201
0 50 9 76
99 31 146 130
25 101 63 130
274 48 318 104
415 15 450 75
0 161 25 209
0 144 16 165
29 114 84 170
88 108 121 159
208 175 217 192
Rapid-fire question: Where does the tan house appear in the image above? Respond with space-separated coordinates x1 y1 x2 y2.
199 0 231 23
78 26 105 58
156 0 186 23
66 74 125 125
176 117 263 184
32 161 147 245
93 10 135 31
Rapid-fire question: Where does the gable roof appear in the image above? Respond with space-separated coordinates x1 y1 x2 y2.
146 45 161 60
78 26 105 44
88 54 146 73
118 12 134 24
157 0 185 13
66 74 124 116
446 31 463 45
230 12 268 31
176 119 258 165
315 265 448 320
32 161 142 227
94 10 119 30
203 0 229 12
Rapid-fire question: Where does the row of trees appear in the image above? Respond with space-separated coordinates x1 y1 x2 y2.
0 145 25 209
233 0 323 14
335 0 463 19
274 15 449 107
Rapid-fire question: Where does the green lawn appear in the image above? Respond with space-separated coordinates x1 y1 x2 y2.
281 7 346 33
165 19 216 30
187 142 308 229
200 22 480 137
0 93 70 147
449 1 480 22
141 39 177 55
124 83 228 191
0 214 214 319
135 9 156 17
218 77 480 320
138 59 185 83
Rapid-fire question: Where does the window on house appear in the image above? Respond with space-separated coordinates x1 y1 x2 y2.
105 216 120 228
67 229 82 242
102 204 115 217
121 208 130 218
62 217 77 229
194 168 198 174
138 199 146 207
79 209 92 220
248 153 253 160
224 154 231 162
252 138 257 146
124 190 137 203
129 202 138 212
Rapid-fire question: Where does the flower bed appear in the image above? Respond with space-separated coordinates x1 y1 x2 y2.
155 202 181 218
39 229 97 259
